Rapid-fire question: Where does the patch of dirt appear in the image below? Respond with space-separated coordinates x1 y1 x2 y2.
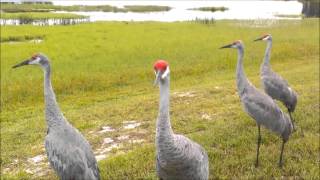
24 154 51 177
95 154 107 162
98 126 115 134
103 137 114 144
1 38 44 44
123 121 142 129
95 143 122 161
25 166 50 177
30 39 43 44
129 139 145 143
173 91 196 98
201 113 212 120
28 154 46 164
7 121 148 178
117 135 130 140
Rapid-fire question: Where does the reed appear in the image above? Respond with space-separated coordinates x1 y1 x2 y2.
189 6 228 12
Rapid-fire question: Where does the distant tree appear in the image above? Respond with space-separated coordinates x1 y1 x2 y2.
22 1 53 5
0 2 15 4
299 0 320 17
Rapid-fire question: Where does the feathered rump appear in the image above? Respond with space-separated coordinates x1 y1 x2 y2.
45 131 100 180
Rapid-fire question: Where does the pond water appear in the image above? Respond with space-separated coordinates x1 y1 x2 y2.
53 0 303 22
0 1 303 26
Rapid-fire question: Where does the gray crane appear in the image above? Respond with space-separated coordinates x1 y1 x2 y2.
220 41 293 167
254 34 298 130
13 53 100 180
153 60 209 180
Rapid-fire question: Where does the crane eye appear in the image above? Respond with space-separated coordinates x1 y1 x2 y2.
31 54 38 60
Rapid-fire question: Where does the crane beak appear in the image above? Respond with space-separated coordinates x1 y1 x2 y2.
154 71 161 86
154 67 169 86
219 44 232 49
254 37 263 42
12 59 30 69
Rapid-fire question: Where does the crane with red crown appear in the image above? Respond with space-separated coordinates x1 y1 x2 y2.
153 60 209 180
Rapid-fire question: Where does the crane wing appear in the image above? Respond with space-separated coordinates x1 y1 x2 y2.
261 66 297 112
45 129 100 180
156 134 209 180
174 134 208 163
241 86 286 134
262 70 291 96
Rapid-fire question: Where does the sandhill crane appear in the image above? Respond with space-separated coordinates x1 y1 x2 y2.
13 53 100 180
254 34 298 130
153 60 209 180
220 41 293 167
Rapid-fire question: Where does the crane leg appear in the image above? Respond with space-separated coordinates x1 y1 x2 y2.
279 139 286 168
288 109 295 131
255 125 261 167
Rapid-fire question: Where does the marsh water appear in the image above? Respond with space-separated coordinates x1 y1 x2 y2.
1 1 303 26
53 0 303 22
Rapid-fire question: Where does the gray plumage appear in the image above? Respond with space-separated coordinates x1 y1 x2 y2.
154 61 209 180
13 53 100 180
220 41 293 167
255 34 297 128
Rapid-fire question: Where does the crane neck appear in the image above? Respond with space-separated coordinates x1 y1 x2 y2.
156 75 174 144
236 46 250 95
262 40 272 67
43 64 66 129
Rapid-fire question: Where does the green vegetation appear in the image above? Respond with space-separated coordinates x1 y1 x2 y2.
0 12 89 26
275 14 303 18
0 34 44 43
1 19 319 179
124 5 171 12
0 4 125 13
192 18 216 25
51 5 126 13
1 3 54 13
0 4 171 13
189 6 228 12
19 1 53 5
0 12 87 20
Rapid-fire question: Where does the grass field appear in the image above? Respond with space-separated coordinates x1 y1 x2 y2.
1 19 319 179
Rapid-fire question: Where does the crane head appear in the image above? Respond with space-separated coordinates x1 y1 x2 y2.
254 34 272 41
219 40 243 49
12 53 49 69
153 60 169 86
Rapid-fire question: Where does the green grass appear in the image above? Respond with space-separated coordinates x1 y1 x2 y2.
1 19 319 179
189 6 228 12
0 12 88 20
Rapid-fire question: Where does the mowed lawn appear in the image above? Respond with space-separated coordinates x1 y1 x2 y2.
1 19 319 179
